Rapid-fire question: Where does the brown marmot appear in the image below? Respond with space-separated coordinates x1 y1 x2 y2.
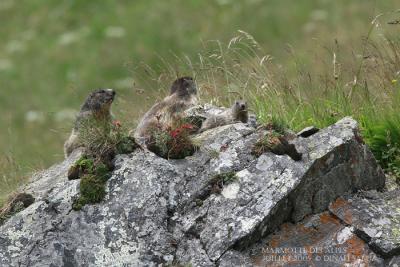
133 77 198 141
200 100 249 132
64 89 116 157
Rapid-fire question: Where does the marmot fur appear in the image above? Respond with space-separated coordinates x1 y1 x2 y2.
133 77 198 141
200 100 248 132
64 89 116 157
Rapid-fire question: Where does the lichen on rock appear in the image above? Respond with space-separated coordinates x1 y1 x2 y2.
0 112 397 267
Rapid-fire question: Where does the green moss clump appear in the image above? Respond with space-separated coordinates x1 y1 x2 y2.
70 156 113 210
72 174 107 211
77 157 95 172
95 162 111 182
71 199 85 211
68 155 95 180
80 175 106 202
116 136 138 154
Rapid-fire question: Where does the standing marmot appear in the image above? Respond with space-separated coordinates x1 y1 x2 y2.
200 100 248 132
64 89 116 157
133 77 198 141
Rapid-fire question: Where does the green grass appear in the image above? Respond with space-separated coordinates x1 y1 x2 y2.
1 1 400 202
0 156 27 207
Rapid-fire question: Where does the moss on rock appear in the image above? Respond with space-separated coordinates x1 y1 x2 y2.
72 173 108 211
70 156 113 210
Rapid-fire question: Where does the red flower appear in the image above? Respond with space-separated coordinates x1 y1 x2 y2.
181 123 194 130
113 120 122 128
169 124 194 138
170 129 181 138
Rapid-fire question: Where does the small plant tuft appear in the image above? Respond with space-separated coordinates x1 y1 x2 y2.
252 131 284 157
146 123 198 159
265 117 289 136
0 192 35 225
116 136 138 155
209 171 238 194
252 131 302 161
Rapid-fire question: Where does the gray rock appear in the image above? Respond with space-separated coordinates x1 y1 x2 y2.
385 173 400 192
0 115 387 266
329 190 400 258
388 256 400 266
218 250 253 267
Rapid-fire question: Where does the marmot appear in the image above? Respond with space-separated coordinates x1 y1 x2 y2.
64 89 116 157
133 77 198 141
200 100 249 132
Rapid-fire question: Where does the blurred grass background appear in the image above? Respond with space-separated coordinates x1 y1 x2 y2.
1 0 399 204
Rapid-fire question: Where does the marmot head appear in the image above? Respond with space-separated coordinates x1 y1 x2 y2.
170 76 197 97
81 89 116 113
234 100 247 112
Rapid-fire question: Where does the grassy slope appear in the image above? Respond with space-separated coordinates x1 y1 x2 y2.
0 0 399 204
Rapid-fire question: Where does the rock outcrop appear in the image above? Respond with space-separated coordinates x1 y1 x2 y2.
1 107 398 266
